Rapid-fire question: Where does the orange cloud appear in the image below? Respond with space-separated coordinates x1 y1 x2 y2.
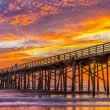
0 0 103 27
0 17 9 24
0 33 22 41
0 0 110 69
10 13 38 27
0 49 34 68
38 15 110 42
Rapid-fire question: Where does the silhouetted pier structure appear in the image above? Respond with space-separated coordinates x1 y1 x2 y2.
0 42 110 97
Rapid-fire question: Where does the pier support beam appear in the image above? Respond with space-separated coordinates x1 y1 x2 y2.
92 58 96 97
71 60 76 92
106 57 109 96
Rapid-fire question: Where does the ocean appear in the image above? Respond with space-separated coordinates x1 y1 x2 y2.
0 89 109 110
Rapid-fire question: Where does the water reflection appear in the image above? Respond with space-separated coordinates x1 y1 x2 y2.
0 90 109 98
0 90 109 110
0 107 110 110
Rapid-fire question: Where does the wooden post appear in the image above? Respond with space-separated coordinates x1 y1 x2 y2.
41 70 43 90
47 69 50 91
34 72 36 90
65 67 67 92
78 64 81 91
81 64 83 91
10 74 12 89
57 68 61 91
92 59 96 97
37 71 40 90
71 60 76 92
61 68 63 91
27 72 30 89
21 72 23 90
23 71 26 90
4 74 6 89
101 62 106 92
88 64 91 92
54 69 57 91
14 72 17 89
0 76 1 89
97 61 99 91
1 76 2 89
106 57 109 96
18 72 20 89
32 71 34 89
64 67 66 92
45 69 47 90
38 70 41 90
3 74 4 89
47 68 52 91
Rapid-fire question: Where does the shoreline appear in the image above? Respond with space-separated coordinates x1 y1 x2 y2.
0 90 106 95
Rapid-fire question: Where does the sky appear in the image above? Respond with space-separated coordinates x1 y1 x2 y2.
0 0 110 68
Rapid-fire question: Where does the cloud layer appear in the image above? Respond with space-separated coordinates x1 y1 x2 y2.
0 0 110 68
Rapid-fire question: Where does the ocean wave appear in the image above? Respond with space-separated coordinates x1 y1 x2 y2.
0 98 109 102
0 102 109 107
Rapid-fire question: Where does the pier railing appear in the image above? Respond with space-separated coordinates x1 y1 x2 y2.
0 42 110 73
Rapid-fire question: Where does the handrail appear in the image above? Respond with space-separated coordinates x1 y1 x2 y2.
0 42 110 73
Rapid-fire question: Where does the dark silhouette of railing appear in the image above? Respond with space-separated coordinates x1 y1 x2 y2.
0 42 110 73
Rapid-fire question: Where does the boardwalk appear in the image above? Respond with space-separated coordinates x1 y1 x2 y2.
0 42 110 97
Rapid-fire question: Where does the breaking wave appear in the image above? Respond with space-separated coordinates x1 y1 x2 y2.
0 98 109 107
0 97 109 102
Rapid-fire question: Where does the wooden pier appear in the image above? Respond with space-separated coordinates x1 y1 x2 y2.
0 42 110 97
